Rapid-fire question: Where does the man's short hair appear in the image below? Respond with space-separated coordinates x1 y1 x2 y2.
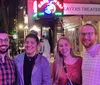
30 30 38 36
25 33 39 44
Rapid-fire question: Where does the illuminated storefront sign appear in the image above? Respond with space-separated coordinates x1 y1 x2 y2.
38 0 49 8
64 3 100 15
38 0 63 9
44 3 56 14
33 0 63 18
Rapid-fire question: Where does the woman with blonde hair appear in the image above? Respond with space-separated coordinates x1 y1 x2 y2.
52 36 82 85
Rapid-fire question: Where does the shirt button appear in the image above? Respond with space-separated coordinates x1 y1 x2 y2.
6 70 8 72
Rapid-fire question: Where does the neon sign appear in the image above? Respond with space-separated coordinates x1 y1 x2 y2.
33 0 63 18
56 1 63 9
38 0 63 9
44 2 56 14
33 1 37 13
38 0 49 8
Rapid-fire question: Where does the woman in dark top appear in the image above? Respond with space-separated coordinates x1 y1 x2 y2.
14 33 51 85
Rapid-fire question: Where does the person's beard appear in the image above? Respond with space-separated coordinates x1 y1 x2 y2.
0 45 9 54
82 40 95 49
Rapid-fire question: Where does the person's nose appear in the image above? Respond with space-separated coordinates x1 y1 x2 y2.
84 34 89 39
62 46 66 50
1 40 7 44
27 43 31 46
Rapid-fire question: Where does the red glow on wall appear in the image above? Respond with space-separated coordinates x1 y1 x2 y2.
28 0 33 13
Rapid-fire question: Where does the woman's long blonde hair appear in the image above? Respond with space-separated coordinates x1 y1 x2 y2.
54 36 77 81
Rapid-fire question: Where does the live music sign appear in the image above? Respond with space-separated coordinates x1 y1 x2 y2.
64 3 100 15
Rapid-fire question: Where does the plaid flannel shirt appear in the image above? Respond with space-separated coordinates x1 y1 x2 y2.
0 56 15 85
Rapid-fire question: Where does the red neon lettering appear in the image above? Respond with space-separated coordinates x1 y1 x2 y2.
38 0 63 9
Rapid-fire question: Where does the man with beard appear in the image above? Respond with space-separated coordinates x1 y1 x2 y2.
0 29 16 85
80 24 100 85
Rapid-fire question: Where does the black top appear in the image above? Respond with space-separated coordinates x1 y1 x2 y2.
23 53 37 85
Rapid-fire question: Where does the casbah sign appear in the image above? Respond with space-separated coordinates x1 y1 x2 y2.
64 3 100 15
38 0 63 9
38 0 63 14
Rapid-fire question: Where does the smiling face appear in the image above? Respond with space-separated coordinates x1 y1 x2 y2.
58 38 71 57
0 33 9 54
24 37 39 56
80 25 97 49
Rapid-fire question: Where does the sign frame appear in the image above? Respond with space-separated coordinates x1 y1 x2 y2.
64 3 100 15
